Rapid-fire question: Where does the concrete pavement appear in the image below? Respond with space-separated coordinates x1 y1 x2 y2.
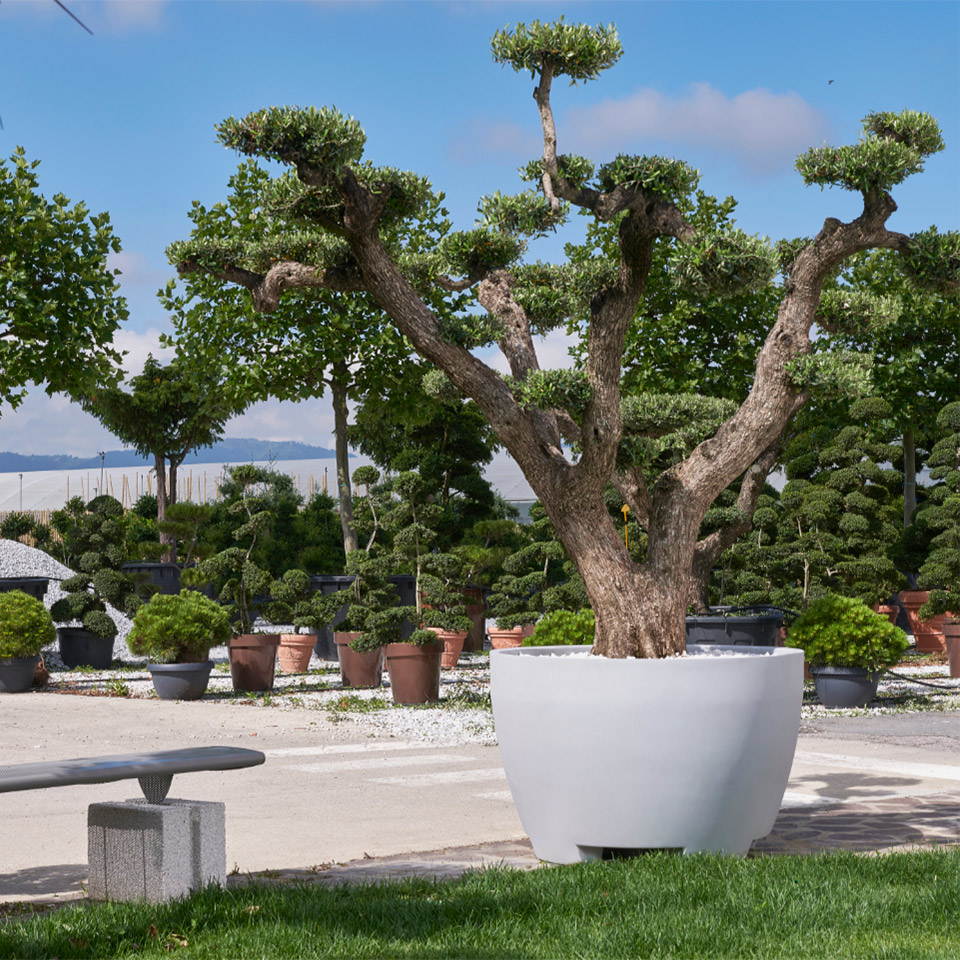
1 693 959 905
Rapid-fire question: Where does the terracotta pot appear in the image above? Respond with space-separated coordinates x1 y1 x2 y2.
943 621 960 679
462 587 486 653
228 634 280 692
334 632 383 688
899 590 951 653
277 633 316 674
425 627 468 669
488 626 524 649
383 639 442 704
873 604 900 625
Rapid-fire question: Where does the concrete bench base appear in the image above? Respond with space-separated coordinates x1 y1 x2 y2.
87 798 225 903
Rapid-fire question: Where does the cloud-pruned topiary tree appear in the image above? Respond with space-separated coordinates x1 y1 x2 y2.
170 19 957 658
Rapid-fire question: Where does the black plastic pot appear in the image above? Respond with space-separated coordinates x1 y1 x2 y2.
811 665 880 708
685 606 788 647
0 577 49 601
123 563 181 596
0 655 40 693
147 661 214 701
57 627 114 670
307 575 355 660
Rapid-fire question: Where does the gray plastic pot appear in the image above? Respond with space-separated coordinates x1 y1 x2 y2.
811 665 880 708
58 627 114 670
147 661 215 701
0 655 40 693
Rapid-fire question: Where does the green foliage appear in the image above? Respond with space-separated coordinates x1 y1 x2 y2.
670 229 777 297
126 590 231 663
525 608 595 646
520 154 595 188
785 594 909 670
439 229 523 277
491 19 622 81
486 503 587 629
48 496 140 640
815 287 901 335
217 106 366 173
260 568 343 633
513 260 617 331
597 155 700 202
796 111 944 194
159 502 214 567
0 590 55 658
478 190 568 238
786 352 874 399
513 368 591 418
0 512 36 543
898 228 960 295
918 402 960 619
0 148 126 412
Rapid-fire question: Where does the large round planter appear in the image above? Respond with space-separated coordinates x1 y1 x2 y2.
277 633 316 674
147 661 214 701
228 634 280 692
0 655 41 693
490 644 804 862
0 577 48 601
943 621 960 679
426 627 468 669
334 632 384 688
810 665 881 708
488 627 524 650
899 590 950 653
383 640 442 704
57 627 114 670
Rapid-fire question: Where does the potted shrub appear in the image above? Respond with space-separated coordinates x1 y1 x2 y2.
524 609 596 647
185 465 280 692
0 590 56 693
126 590 231 700
172 18 953 861
49 495 141 669
785 594 909 707
420 553 473 669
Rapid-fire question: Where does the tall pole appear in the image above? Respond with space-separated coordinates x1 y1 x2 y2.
18 473 23 511
98 451 106 500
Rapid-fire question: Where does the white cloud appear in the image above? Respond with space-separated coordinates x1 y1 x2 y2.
106 250 170 289
449 118 540 165
480 327 580 376
224 396 336 449
565 82 829 173
112 327 176 379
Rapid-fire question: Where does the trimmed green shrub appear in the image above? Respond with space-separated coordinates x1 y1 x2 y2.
0 590 56 658
785 593 908 670
127 590 231 664
525 608 595 646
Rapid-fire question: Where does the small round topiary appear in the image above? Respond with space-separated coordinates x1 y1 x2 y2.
0 590 56 659
525 608 595 646
785 594 909 671
127 590 231 664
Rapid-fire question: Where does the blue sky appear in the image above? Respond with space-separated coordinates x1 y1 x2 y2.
1 0 957 457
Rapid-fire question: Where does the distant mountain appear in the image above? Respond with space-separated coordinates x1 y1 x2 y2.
0 438 336 473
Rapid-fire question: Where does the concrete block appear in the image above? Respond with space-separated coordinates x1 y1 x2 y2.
87 798 226 902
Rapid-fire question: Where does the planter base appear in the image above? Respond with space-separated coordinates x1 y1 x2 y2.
277 634 316 674
811 665 880 708
228 635 279 692
148 662 214 701
58 628 114 670
334 633 383 688
384 641 441 704
0 655 41 693
491 644 803 862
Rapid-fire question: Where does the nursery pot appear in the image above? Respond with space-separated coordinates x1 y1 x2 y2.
0 577 48 601
810 665 881 708
487 626 525 650
873 603 900 625
425 627 469 669
228 634 280 692
685 606 784 647
277 633 316 674
147 661 214 701
491 644 804 862
57 627 114 670
943 621 960 679
899 590 950 653
307 575 355 660
383 639 442 704
122 563 181 596
334 632 384 688
0 655 41 693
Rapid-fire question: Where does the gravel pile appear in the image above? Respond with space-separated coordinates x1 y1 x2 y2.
0 538 135 668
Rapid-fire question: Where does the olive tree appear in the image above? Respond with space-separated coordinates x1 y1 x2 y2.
171 20 957 658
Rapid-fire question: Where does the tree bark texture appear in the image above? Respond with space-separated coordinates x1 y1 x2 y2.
154 452 176 563
331 366 359 554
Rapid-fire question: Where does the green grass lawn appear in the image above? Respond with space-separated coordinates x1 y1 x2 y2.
3 849 958 959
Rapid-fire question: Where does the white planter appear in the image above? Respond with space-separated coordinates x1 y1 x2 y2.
491 643 803 862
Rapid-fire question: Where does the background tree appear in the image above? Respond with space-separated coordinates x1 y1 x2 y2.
171 21 957 658
0 148 126 409
81 354 234 561
161 160 465 555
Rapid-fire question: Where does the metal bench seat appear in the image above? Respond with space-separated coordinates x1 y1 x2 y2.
0 746 265 803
